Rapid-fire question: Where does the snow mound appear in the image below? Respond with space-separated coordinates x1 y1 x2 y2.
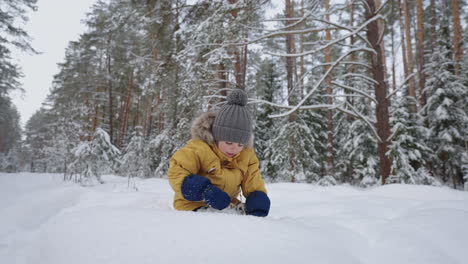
1 173 467 264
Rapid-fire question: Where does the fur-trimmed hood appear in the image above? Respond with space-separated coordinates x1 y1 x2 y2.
190 112 254 148
169 112 266 211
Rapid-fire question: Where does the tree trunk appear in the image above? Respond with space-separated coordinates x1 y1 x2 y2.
347 1 356 117
117 98 126 142
146 29 159 137
416 0 426 106
91 99 99 135
241 0 256 91
325 0 334 176
429 0 437 54
84 92 91 141
91 58 103 136
234 51 242 89
299 0 305 96
285 0 296 98
241 41 248 90
344 1 357 182
451 0 464 76
403 0 415 75
145 93 155 137
228 0 244 89
365 0 392 185
218 62 228 97
106 34 114 144
141 94 150 136
403 0 416 111
285 0 297 182
398 0 410 87
390 1 397 92
134 96 140 130
157 91 164 134
118 70 134 148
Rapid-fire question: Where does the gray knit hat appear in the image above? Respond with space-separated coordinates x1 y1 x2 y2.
212 89 252 145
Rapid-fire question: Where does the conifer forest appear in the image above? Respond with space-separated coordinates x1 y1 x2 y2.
1 0 467 189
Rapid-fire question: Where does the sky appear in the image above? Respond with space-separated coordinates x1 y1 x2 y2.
11 0 98 127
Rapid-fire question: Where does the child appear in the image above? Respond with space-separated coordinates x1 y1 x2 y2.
168 89 271 217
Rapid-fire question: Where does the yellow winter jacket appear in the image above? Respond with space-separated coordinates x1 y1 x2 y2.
167 112 267 211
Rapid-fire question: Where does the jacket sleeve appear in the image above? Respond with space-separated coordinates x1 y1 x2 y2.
167 146 201 195
241 150 267 198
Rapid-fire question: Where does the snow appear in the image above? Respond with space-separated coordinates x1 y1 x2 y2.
1 173 467 264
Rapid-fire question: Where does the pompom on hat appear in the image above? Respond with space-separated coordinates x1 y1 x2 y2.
212 89 252 145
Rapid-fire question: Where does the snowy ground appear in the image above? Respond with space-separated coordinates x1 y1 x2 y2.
1 173 467 264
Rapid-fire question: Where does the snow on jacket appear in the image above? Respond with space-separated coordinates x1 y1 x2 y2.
168 112 267 211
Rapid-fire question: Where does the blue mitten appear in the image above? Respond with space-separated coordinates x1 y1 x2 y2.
181 174 230 210
181 174 211 201
201 184 231 210
245 191 270 217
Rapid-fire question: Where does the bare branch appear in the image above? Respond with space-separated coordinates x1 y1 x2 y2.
340 61 373 69
375 0 391 15
331 81 377 103
269 47 376 118
260 8 317 33
357 0 371 13
264 14 383 57
387 72 416 99
323 94 366 99
376 16 386 45
249 98 360 119
339 72 379 85
189 14 383 58
312 18 372 47
387 122 402 142
345 101 382 143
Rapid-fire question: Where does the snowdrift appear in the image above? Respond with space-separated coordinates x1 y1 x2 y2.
1 173 467 264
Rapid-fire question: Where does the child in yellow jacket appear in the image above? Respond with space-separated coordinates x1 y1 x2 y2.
167 89 270 216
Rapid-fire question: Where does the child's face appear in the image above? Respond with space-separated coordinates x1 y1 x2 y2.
217 141 244 158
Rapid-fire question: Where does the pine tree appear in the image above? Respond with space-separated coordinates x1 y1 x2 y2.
387 96 437 185
263 113 322 183
68 128 121 186
0 146 21 172
120 127 149 189
48 113 81 174
253 58 281 180
15 0 467 190
0 0 37 97
145 130 173 178
333 47 375 185
0 101 22 155
0 0 36 161
423 42 468 188
462 27 468 191
23 109 52 172
337 105 379 187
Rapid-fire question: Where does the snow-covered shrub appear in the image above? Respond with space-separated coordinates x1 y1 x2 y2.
423 44 468 187
357 157 379 187
263 116 321 183
145 130 174 178
387 96 436 185
338 118 379 187
0 146 24 173
120 127 150 189
67 128 121 186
